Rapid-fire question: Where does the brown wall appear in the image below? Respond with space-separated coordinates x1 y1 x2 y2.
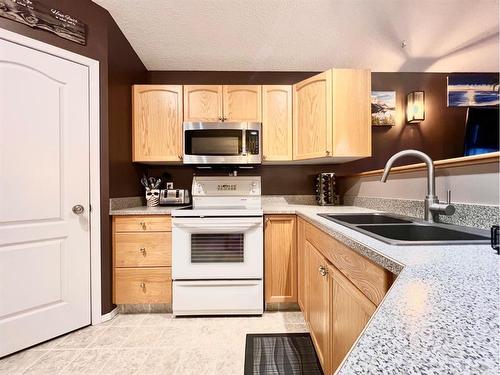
336 73 472 174
1 1 147 314
105 19 147 313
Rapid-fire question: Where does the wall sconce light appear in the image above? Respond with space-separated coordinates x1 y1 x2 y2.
406 91 425 123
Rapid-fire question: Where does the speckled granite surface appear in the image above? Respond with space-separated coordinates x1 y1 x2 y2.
109 197 499 374
109 196 189 215
343 195 499 230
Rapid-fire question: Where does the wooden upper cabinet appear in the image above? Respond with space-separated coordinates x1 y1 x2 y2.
223 85 262 122
329 263 376 373
262 85 293 161
293 68 371 161
332 69 371 157
293 70 332 160
307 240 330 373
183 85 223 122
264 215 297 304
132 85 183 162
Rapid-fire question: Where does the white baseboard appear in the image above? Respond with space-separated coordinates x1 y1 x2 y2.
99 307 118 324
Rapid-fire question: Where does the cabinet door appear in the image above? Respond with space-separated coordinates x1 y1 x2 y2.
297 218 308 318
307 241 330 373
183 85 223 121
132 85 183 162
329 263 376 373
223 85 262 122
262 85 293 161
332 69 371 157
293 70 332 160
264 215 297 303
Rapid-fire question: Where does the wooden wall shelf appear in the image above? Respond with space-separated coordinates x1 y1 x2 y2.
343 151 500 178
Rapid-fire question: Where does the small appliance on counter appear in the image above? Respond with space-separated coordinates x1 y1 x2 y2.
159 188 191 206
315 172 337 206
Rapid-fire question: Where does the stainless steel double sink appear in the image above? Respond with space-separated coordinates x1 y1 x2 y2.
318 213 491 245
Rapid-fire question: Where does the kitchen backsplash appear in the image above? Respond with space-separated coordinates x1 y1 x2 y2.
342 195 499 230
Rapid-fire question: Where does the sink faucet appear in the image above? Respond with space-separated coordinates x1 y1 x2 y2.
380 150 455 222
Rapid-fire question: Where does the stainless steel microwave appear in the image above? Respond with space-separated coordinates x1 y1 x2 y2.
183 122 261 165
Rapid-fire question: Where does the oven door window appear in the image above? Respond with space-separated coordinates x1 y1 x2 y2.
185 130 242 155
191 233 244 263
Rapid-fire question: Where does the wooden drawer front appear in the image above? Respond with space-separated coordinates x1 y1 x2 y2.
304 222 392 306
115 232 171 267
114 268 171 304
114 215 171 232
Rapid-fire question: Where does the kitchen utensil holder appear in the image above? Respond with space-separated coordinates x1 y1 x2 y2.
146 189 160 207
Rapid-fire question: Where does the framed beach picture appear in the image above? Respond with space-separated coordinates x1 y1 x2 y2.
371 91 396 126
447 74 499 107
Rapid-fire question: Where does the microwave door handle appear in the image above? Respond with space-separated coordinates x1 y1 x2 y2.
241 129 247 156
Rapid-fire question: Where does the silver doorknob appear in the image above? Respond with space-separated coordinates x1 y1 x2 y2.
72 205 85 215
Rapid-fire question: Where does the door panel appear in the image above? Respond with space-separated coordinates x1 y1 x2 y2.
262 85 292 161
223 85 262 122
293 70 332 160
264 215 297 303
0 241 64 317
330 264 376 373
183 85 223 122
306 241 330 372
0 39 90 357
297 218 308 318
132 85 183 162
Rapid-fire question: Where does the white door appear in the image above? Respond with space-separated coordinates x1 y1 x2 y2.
0 38 91 357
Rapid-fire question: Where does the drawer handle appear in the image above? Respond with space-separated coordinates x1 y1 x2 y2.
140 282 146 289
139 222 147 230
319 265 328 277
139 247 146 256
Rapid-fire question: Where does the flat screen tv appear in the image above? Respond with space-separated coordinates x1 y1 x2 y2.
463 107 499 156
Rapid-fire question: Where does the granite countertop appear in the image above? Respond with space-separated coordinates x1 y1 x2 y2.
109 205 189 215
265 199 498 374
110 197 499 374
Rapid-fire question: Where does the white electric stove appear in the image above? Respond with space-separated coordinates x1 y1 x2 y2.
171 176 263 316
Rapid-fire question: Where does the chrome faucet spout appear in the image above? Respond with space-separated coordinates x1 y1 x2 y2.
380 149 435 196
380 149 453 222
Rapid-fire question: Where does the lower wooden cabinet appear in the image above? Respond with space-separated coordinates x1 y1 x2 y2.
112 215 172 305
296 218 392 374
329 263 376 372
114 267 172 304
297 218 308 319
264 215 297 303
306 240 330 372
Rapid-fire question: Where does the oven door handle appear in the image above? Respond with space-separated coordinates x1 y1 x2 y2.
173 221 262 233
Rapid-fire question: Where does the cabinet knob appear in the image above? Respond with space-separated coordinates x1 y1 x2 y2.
139 247 146 256
319 265 328 277
140 282 146 289
325 150 331 156
178 155 183 160
218 116 223 121
140 222 146 230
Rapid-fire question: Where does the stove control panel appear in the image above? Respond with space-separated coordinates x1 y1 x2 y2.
192 176 261 197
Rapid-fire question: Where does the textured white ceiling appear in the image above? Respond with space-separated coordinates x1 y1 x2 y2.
93 0 499 72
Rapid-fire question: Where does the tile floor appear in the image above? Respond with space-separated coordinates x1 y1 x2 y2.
0 311 308 375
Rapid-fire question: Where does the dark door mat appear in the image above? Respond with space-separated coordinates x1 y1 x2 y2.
244 333 323 375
